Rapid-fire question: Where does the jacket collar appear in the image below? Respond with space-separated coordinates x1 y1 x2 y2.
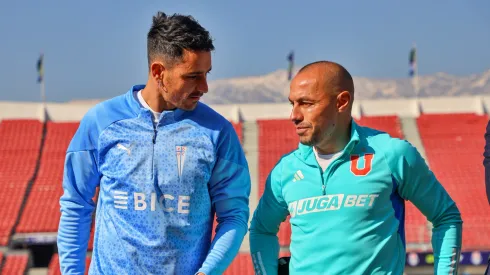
125 84 186 121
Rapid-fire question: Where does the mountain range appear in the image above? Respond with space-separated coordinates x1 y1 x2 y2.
201 69 490 105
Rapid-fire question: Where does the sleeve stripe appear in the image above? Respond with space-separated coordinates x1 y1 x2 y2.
449 247 460 275
252 252 267 275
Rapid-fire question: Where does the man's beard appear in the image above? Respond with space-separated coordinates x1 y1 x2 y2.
299 130 319 146
299 126 334 147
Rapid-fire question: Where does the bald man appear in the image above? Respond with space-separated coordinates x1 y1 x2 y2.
249 61 463 275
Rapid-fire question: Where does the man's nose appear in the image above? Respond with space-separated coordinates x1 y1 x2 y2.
197 78 208 93
290 104 303 124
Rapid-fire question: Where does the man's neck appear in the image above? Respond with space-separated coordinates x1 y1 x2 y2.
141 83 175 112
315 119 352 155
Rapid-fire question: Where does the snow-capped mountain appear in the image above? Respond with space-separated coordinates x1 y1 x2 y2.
202 69 490 105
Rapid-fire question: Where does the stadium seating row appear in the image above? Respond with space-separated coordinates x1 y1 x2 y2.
0 120 43 246
417 114 490 249
0 253 29 275
16 122 79 234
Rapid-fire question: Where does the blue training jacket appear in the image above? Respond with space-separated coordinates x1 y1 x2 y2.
250 120 462 274
57 85 251 275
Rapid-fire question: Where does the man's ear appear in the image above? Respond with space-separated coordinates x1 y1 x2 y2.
150 62 167 90
150 62 165 82
337 91 351 112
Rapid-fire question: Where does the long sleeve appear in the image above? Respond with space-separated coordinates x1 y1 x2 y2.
249 161 289 275
197 122 251 275
484 120 490 204
57 113 101 274
388 139 462 275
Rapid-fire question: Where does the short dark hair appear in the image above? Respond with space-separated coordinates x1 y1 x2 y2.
147 12 215 67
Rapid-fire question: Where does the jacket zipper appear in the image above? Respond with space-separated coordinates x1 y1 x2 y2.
319 151 351 195
321 159 342 195
152 123 157 144
151 118 157 180
318 166 326 195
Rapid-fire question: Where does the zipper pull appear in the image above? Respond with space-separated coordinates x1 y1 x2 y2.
322 184 326 195
152 122 157 144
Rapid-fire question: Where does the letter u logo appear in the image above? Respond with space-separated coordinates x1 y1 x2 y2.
350 154 374 176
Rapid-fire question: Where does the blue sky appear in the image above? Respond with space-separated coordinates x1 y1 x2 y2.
0 0 489 102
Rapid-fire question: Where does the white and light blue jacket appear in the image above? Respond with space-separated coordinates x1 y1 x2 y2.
57 85 251 275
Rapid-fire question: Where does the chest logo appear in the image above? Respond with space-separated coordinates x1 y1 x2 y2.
350 153 374 176
288 194 379 218
117 143 133 156
176 146 187 177
293 170 304 182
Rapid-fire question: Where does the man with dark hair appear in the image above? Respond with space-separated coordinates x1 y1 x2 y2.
249 61 462 274
57 12 251 275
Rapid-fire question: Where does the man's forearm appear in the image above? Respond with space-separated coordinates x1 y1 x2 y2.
432 222 462 274
198 216 248 275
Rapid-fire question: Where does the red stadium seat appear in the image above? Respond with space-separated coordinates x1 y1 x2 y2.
223 253 254 275
0 253 30 275
417 113 490 250
231 121 243 144
0 119 43 246
355 115 404 139
16 122 79 233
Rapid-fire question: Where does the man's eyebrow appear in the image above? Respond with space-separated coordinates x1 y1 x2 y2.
185 67 212 75
289 96 314 102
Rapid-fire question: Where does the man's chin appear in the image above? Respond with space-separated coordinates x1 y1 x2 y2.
299 136 315 146
178 101 199 111
179 102 197 111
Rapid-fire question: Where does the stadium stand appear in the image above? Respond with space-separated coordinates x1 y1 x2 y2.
16 122 79 233
356 115 404 139
0 120 43 246
257 119 298 197
417 113 490 250
223 253 254 275
0 253 30 275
